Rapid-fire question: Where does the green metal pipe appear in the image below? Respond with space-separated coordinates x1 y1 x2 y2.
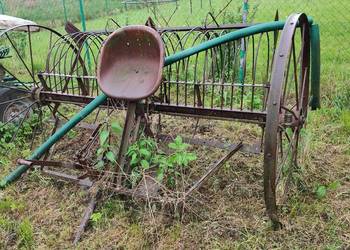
0 17 315 188
165 17 313 66
310 24 321 110
0 94 107 188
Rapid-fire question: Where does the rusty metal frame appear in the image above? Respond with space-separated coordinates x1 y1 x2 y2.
0 14 316 234
263 13 310 228
33 22 278 124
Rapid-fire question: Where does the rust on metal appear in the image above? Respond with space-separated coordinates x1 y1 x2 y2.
17 159 85 169
0 12 317 235
42 168 93 187
263 13 310 228
184 142 243 198
97 25 165 100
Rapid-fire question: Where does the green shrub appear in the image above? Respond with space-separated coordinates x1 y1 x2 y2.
127 135 197 188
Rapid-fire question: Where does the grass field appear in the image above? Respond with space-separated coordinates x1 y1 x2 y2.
0 0 349 249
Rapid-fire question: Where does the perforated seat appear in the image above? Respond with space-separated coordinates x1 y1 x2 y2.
97 25 164 100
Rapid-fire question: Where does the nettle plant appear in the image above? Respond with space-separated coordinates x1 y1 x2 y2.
126 135 197 188
93 119 197 189
94 121 123 171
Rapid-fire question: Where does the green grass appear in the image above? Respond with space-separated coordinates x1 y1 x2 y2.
0 0 349 248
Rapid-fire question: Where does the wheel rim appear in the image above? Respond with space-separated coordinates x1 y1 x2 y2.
3 100 32 123
0 25 65 143
263 13 310 226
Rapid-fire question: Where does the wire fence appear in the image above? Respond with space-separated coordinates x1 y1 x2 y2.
2 0 124 25
1 0 350 78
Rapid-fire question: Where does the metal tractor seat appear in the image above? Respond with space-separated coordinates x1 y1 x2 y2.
97 25 164 100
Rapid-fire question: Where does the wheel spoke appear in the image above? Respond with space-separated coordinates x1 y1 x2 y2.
299 68 309 114
0 64 32 91
0 95 30 105
292 37 299 110
10 105 33 142
5 33 36 83
275 128 298 187
27 26 36 86
282 39 293 105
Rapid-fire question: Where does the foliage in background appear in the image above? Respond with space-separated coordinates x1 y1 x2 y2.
3 0 124 26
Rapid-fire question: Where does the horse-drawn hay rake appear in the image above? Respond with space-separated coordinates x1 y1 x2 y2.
0 12 320 240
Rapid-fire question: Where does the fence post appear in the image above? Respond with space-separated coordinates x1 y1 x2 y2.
78 0 91 70
239 0 248 83
79 0 87 32
62 0 68 23
105 0 109 14
310 24 321 110
0 0 5 14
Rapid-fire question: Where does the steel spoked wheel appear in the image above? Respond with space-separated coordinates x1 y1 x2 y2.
263 13 310 228
0 25 64 142
0 25 63 89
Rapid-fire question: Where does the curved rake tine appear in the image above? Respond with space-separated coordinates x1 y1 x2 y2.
204 12 220 27
213 0 234 22
47 103 70 122
251 33 264 110
104 18 121 32
166 3 179 25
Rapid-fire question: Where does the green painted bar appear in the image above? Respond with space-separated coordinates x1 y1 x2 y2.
0 94 107 188
0 17 315 188
165 17 313 66
310 24 321 110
